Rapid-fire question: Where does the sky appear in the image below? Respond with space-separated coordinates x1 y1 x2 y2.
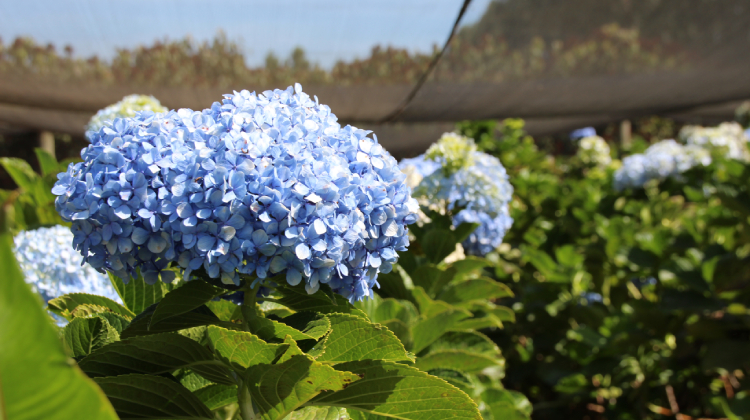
0 0 492 68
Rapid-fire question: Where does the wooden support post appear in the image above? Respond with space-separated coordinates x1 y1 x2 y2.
620 120 632 150
39 131 55 159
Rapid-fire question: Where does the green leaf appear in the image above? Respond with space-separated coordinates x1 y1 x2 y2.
62 316 120 358
246 355 361 420
277 335 307 363
120 303 222 338
451 314 503 330
277 312 332 340
109 271 169 315
311 360 481 420
487 305 515 322
0 157 39 191
177 370 214 392
206 326 286 371
426 330 501 356
94 374 214 419
246 312 322 342
95 312 132 333
370 298 418 325
554 245 583 268
284 406 350 420
410 265 444 295
315 313 414 364
421 229 458 264
48 293 135 320
411 286 469 318
206 300 241 322
411 308 472 355
415 350 501 373
448 257 489 279
379 319 413 351
453 222 480 244
0 232 118 420
66 303 117 318
151 280 228 327
274 284 368 318
78 332 235 385
437 278 513 306
193 384 238 410
33 148 59 176
481 388 532 420
372 270 414 303
425 369 473 392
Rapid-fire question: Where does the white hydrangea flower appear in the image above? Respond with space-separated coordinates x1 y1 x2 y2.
679 122 750 161
576 135 612 166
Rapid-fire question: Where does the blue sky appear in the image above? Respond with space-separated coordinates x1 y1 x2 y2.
0 0 492 68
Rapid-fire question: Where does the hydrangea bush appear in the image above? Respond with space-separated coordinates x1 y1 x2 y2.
54 84 418 302
86 95 167 138
13 225 120 304
614 139 711 190
400 132 513 256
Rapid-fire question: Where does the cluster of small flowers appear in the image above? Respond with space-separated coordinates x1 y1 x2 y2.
678 122 750 161
400 133 514 256
576 135 612 167
87 95 168 139
614 139 711 190
54 84 418 302
13 225 120 304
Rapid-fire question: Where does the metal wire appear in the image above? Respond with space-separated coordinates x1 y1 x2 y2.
379 0 473 123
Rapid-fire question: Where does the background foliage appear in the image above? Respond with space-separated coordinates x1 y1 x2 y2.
457 118 750 420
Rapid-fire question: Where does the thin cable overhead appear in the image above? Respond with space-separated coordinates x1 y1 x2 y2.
379 0 473 124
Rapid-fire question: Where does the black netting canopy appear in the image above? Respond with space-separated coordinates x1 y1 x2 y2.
1 0 749 156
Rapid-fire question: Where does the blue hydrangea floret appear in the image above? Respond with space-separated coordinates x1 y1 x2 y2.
53 84 419 302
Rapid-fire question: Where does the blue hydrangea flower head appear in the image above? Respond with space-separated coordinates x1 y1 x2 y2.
400 132 514 256
87 95 168 141
614 139 711 190
13 225 121 304
569 127 597 140
54 84 419 302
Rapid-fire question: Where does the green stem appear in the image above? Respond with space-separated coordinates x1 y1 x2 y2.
241 280 262 331
237 279 262 419
238 382 257 420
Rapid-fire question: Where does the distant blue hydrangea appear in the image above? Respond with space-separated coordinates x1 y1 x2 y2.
13 225 121 304
53 84 419 302
614 139 711 190
400 133 514 256
579 292 603 305
570 127 597 140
